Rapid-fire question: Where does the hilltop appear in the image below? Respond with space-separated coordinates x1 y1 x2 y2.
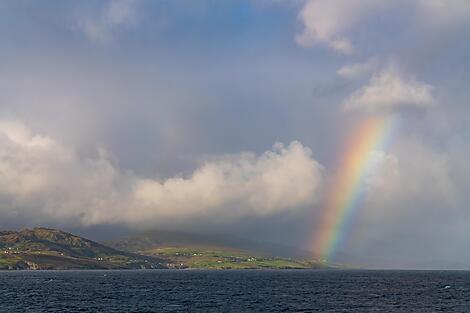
0 228 163 270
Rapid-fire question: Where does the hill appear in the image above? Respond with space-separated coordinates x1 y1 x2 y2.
106 229 313 258
106 230 330 270
0 227 332 270
0 228 164 270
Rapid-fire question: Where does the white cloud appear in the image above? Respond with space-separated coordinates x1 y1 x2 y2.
74 0 137 43
131 141 323 226
296 0 470 54
337 58 378 79
0 121 324 228
295 0 388 54
343 67 435 113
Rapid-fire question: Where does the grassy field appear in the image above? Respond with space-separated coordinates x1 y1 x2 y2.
0 254 22 269
140 246 326 269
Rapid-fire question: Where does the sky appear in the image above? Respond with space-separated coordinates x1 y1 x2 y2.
1 0 470 269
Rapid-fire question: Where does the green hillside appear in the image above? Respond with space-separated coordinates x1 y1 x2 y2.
0 228 164 270
107 232 330 270
139 246 329 269
0 228 332 270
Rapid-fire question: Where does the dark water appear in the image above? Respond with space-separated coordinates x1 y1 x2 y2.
1 270 469 312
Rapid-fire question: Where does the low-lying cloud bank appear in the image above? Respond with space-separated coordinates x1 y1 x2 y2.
0 121 323 228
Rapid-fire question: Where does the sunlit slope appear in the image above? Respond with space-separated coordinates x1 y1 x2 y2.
107 231 333 270
0 228 163 270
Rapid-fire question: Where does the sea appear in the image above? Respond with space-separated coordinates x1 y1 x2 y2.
0 270 469 312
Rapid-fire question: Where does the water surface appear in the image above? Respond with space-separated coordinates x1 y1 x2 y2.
1 270 469 312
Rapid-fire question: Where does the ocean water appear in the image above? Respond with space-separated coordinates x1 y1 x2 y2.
1 270 469 312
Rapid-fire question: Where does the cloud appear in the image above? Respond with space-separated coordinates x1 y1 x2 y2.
0 121 323 228
337 58 378 79
296 0 470 54
416 0 470 25
295 0 388 54
344 137 470 268
362 150 399 192
371 138 464 211
342 67 435 113
73 0 137 43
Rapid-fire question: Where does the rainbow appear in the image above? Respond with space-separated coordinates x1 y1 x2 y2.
313 115 399 261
